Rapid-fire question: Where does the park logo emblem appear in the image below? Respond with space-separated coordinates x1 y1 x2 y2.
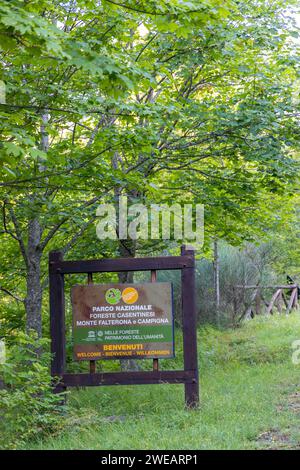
105 286 139 305
105 288 121 305
122 287 139 304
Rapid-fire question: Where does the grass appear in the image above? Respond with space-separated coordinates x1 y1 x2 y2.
25 313 300 450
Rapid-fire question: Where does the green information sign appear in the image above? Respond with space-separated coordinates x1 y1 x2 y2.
71 282 174 361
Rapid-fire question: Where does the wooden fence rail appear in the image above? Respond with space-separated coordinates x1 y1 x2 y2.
234 284 299 321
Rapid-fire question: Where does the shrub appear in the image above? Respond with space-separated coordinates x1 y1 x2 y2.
0 332 67 449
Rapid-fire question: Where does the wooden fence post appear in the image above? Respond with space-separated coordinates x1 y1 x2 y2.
181 245 199 408
49 250 66 393
286 287 298 315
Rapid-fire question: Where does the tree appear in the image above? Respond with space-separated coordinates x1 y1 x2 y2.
0 0 299 338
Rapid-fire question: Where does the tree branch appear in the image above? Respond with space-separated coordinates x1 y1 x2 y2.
39 217 69 252
135 33 158 62
61 215 97 256
1 202 19 242
5 201 28 267
0 286 24 303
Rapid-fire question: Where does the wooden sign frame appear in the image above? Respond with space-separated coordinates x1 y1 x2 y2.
49 245 199 408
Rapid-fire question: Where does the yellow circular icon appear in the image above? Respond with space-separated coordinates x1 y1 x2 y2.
122 287 138 304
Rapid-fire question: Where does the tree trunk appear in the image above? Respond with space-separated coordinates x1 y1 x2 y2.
24 112 48 337
24 218 43 337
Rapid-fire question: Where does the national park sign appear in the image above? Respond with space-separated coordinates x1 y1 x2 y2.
49 247 199 408
71 283 174 361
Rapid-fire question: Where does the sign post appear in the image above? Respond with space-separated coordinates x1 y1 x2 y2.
49 246 199 408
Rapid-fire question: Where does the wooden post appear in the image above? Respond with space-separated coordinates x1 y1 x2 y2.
294 286 299 310
255 288 261 315
267 288 281 315
151 269 159 372
49 251 66 393
287 288 298 315
181 245 199 408
276 289 284 314
87 273 96 374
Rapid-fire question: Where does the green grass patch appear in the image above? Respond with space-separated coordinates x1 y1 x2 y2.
25 313 300 450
